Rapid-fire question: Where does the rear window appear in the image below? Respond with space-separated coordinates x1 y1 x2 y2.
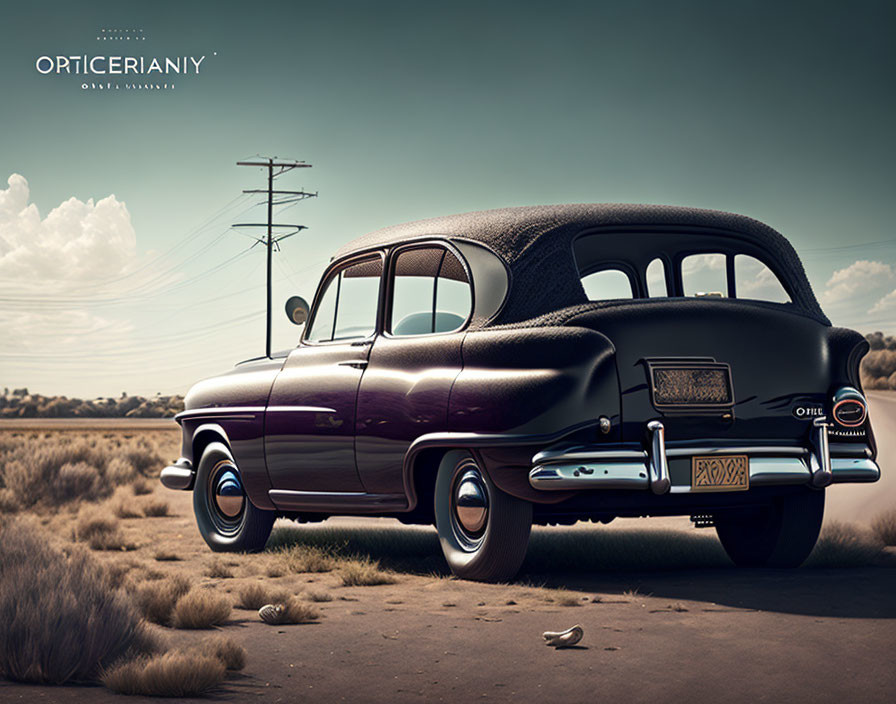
581 269 634 300
734 255 790 303
682 253 728 298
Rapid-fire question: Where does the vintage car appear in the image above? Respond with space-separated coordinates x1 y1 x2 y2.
161 204 880 581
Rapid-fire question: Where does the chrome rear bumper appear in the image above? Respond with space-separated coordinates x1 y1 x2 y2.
529 419 880 493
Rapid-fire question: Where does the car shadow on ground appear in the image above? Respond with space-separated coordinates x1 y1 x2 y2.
270 521 895 619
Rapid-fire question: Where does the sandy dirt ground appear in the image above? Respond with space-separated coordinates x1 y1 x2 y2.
1 398 895 703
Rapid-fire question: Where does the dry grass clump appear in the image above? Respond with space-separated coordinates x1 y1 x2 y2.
142 499 171 517
103 651 225 697
153 550 182 562
106 558 141 589
275 544 336 574
0 517 156 684
235 582 290 610
339 557 397 587
871 509 896 546
192 635 247 671
171 588 232 629
205 558 234 579
806 521 884 567
0 430 171 510
132 575 191 625
306 590 334 603
259 597 319 625
543 589 583 607
131 477 154 496
74 510 136 551
110 486 142 518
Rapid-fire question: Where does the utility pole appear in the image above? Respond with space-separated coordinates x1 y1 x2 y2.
234 158 317 358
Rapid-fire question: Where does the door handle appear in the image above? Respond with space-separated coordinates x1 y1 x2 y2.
350 340 372 347
337 360 368 369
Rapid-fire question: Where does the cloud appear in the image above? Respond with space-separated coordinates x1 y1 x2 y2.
0 173 137 291
870 289 896 315
820 260 894 306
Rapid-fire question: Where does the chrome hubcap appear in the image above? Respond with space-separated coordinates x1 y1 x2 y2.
213 467 244 518
453 469 489 536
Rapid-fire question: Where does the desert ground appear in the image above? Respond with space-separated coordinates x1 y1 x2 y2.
1 398 895 703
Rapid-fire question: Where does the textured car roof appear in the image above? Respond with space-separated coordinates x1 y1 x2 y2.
335 203 828 327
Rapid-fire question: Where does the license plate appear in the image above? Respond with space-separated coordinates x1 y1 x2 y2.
691 454 749 492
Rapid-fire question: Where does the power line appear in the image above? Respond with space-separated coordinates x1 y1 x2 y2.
235 157 317 358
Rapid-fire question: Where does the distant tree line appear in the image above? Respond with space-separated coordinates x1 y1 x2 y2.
862 332 896 390
0 389 184 419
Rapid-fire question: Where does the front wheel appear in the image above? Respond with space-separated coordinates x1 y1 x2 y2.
714 488 824 567
193 442 275 552
434 450 532 582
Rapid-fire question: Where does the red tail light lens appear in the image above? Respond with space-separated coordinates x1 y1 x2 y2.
832 387 867 427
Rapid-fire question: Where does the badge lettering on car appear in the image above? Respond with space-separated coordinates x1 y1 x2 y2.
792 403 825 420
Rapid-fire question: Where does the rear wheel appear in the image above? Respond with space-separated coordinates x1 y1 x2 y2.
715 489 824 567
193 442 275 552
434 450 532 582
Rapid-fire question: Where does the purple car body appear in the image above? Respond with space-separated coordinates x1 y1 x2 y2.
161 204 879 581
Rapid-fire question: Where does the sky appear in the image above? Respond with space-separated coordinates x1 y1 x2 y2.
0 0 894 398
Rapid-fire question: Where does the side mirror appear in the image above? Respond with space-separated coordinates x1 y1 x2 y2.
285 296 310 326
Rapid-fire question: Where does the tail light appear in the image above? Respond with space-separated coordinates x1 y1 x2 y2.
832 387 867 427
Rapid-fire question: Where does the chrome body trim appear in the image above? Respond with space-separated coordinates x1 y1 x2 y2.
529 462 648 490
175 406 264 421
177 405 335 422
810 417 833 488
160 457 195 490
647 420 671 494
269 489 408 513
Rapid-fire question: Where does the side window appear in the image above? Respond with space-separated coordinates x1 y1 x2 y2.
390 246 471 336
306 256 383 343
646 258 667 297
581 269 634 300
734 255 790 303
682 253 728 297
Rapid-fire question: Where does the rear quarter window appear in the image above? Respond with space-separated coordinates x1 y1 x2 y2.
581 269 634 300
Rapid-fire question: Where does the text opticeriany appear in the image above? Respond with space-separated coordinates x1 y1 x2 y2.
35 55 206 75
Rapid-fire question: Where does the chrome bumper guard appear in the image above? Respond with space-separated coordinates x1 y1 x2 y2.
160 457 194 490
528 418 880 494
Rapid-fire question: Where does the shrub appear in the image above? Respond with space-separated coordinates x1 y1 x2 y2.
871 509 896 546
172 589 231 629
102 652 225 697
142 499 170 517
153 550 182 562
51 462 102 504
339 558 397 587
131 478 153 496
235 582 290 610
275 544 335 574
0 431 175 510
74 510 135 551
193 635 247 671
544 589 583 607
132 575 191 625
258 597 319 625
306 590 334 603
105 456 137 485
205 558 234 579
111 486 141 519
806 521 884 567
0 518 155 684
